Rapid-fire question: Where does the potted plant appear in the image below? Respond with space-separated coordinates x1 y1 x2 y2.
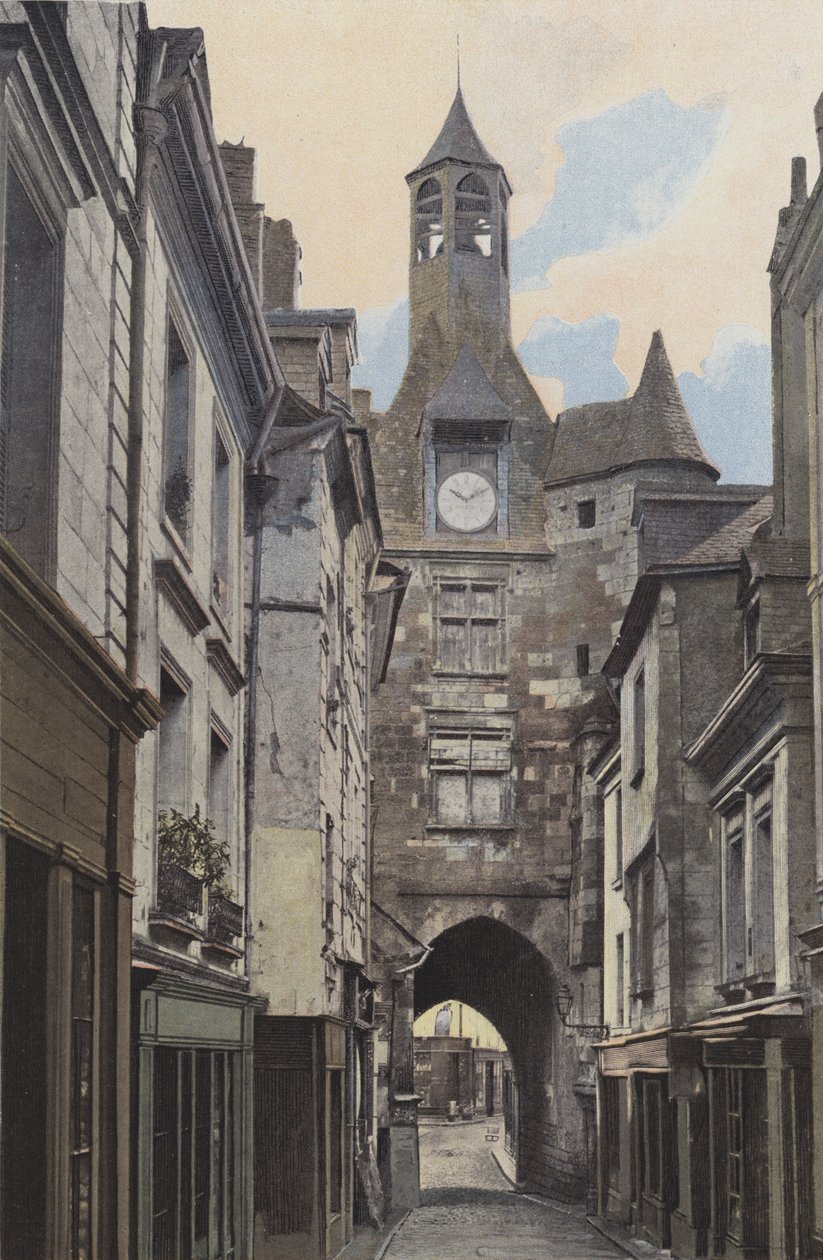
156 805 230 923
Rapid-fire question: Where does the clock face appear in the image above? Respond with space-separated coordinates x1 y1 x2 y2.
436 470 498 533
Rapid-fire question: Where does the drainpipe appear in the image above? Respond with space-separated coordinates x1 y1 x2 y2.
243 384 285 980
125 43 168 682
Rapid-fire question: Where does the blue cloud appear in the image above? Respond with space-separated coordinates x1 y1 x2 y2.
517 312 628 408
677 326 772 484
352 299 409 410
511 89 727 291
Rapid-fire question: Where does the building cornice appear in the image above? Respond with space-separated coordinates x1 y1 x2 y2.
684 652 813 769
0 537 163 742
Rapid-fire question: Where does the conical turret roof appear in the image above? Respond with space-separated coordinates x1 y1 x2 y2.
422 344 511 422
620 331 719 476
409 87 504 181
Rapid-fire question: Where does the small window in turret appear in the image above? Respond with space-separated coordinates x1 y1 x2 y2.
416 178 444 262
455 173 492 256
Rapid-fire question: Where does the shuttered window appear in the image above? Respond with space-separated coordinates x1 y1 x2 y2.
436 579 504 674
629 850 655 997
429 728 512 825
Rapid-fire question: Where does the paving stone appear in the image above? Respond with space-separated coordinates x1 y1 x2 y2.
384 1125 622 1260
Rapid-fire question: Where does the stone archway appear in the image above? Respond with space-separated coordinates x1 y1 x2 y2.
413 916 559 1191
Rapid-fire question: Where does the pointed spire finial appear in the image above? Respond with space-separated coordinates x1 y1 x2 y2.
457 33 461 90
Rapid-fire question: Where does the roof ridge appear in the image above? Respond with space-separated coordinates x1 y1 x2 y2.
409 87 503 179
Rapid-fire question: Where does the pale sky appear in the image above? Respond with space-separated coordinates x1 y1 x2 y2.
146 0 823 481
414 1002 506 1051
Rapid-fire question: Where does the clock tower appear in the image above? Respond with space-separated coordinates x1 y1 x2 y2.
365 85 551 549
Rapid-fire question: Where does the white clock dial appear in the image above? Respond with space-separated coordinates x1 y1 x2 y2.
436 470 498 533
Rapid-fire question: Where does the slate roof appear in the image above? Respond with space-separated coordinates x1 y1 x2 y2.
742 530 811 582
409 87 503 180
545 331 720 486
639 492 773 570
422 344 511 422
543 399 631 485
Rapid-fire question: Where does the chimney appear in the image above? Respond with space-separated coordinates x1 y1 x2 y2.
218 141 265 297
262 218 302 309
791 154 807 206
352 388 373 423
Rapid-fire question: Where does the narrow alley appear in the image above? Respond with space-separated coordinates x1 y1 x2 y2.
382 1123 623 1260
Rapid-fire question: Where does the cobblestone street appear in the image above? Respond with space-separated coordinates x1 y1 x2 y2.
382 1124 623 1260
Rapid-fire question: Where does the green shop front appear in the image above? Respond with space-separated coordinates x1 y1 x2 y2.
134 972 256 1260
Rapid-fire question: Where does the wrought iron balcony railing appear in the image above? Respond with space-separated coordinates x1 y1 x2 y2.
157 861 205 922
207 891 243 944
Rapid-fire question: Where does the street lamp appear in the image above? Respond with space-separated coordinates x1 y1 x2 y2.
554 983 610 1040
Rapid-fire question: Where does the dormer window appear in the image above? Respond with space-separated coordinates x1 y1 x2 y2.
455 172 491 256
416 178 444 262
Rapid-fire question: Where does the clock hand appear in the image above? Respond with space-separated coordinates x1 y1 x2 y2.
448 487 468 502
468 484 492 501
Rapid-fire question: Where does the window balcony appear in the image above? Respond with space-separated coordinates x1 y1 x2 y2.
204 891 244 962
207 891 243 945
152 861 205 940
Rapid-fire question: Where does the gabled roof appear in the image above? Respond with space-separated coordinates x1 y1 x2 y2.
621 331 719 475
422 344 511 423
408 87 504 181
545 330 719 486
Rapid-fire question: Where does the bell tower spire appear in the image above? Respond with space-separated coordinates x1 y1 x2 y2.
406 86 511 355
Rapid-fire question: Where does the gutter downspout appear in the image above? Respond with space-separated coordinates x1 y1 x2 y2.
126 45 167 682
243 382 286 981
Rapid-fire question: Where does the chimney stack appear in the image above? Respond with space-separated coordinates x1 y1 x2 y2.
791 155 807 206
218 141 265 298
261 218 302 310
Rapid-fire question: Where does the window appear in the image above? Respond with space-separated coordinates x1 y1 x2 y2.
629 850 654 996
632 667 646 784
0 166 59 576
577 499 596 529
719 780 775 992
727 1068 743 1239
69 886 94 1260
614 787 623 879
722 808 745 983
416 177 444 262
576 643 590 676
429 726 512 826
603 1077 620 1190
751 788 774 979
152 1048 238 1259
615 934 625 1026
328 1070 344 1216
643 1076 663 1199
455 172 491 255
158 664 189 815
499 182 509 275
208 726 230 850
212 432 230 608
2 840 49 1260
744 599 761 667
164 320 192 539
436 579 505 674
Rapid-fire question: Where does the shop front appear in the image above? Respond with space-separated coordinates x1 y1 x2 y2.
134 972 256 1260
693 1002 813 1260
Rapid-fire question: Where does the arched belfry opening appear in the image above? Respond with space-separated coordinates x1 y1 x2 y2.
454 172 492 255
415 177 444 261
